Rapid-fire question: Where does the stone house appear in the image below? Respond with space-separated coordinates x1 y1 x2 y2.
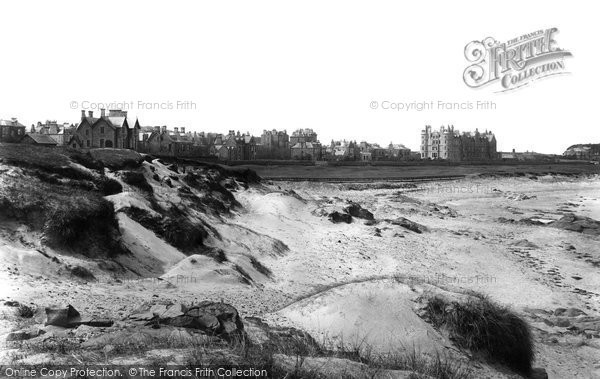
291 141 322 160
258 129 289 159
140 126 207 157
69 109 139 150
31 120 74 145
0 118 26 143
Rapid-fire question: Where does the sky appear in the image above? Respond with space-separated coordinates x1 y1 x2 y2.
1 1 597 153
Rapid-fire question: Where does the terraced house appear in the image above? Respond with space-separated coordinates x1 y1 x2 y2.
69 109 140 150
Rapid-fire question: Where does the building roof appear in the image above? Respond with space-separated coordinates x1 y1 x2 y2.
24 133 58 145
0 119 26 127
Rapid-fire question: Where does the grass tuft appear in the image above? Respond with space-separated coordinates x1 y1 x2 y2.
249 256 272 277
424 295 534 374
17 304 35 318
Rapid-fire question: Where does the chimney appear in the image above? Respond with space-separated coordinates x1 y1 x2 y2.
81 110 86 119
88 111 93 118
100 108 106 118
180 127 185 134
174 127 179 133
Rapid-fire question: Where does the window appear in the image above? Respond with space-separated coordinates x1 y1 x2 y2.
85 129 89 136
100 127 105 134
86 140 90 147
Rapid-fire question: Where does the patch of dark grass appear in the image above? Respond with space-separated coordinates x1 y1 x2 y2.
120 171 153 193
0 173 125 258
43 197 116 244
69 152 104 171
17 304 35 318
123 206 208 252
70 265 96 281
233 264 253 285
423 295 533 374
249 256 272 277
98 177 123 196
32 170 61 184
204 248 228 263
182 172 240 213
89 149 143 170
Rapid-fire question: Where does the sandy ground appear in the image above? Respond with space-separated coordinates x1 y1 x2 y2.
1 174 599 377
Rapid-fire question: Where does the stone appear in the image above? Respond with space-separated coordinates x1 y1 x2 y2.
79 318 114 327
388 217 428 234
554 318 570 327
344 202 374 220
160 303 186 319
6 328 46 341
162 301 243 337
45 305 81 328
329 211 353 224
549 214 600 236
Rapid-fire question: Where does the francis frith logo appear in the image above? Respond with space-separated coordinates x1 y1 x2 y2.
463 28 572 92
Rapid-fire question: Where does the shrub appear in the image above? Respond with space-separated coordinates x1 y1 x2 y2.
123 206 208 252
424 295 534 374
120 171 153 193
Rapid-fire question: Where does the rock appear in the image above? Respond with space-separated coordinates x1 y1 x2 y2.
160 303 186 319
6 328 46 341
79 318 114 327
329 211 353 224
163 301 243 337
529 367 548 379
511 239 540 249
554 318 571 327
45 305 81 328
555 307 586 317
388 217 428 233
344 202 374 220
168 310 220 331
549 214 600 235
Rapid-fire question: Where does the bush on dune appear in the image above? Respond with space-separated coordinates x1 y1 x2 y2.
123 206 209 252
43 196 119 247
424 294 534 374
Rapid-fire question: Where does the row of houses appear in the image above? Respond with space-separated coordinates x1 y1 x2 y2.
6 111 543 163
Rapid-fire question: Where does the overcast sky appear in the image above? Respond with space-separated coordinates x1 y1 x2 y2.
1 1 597 153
